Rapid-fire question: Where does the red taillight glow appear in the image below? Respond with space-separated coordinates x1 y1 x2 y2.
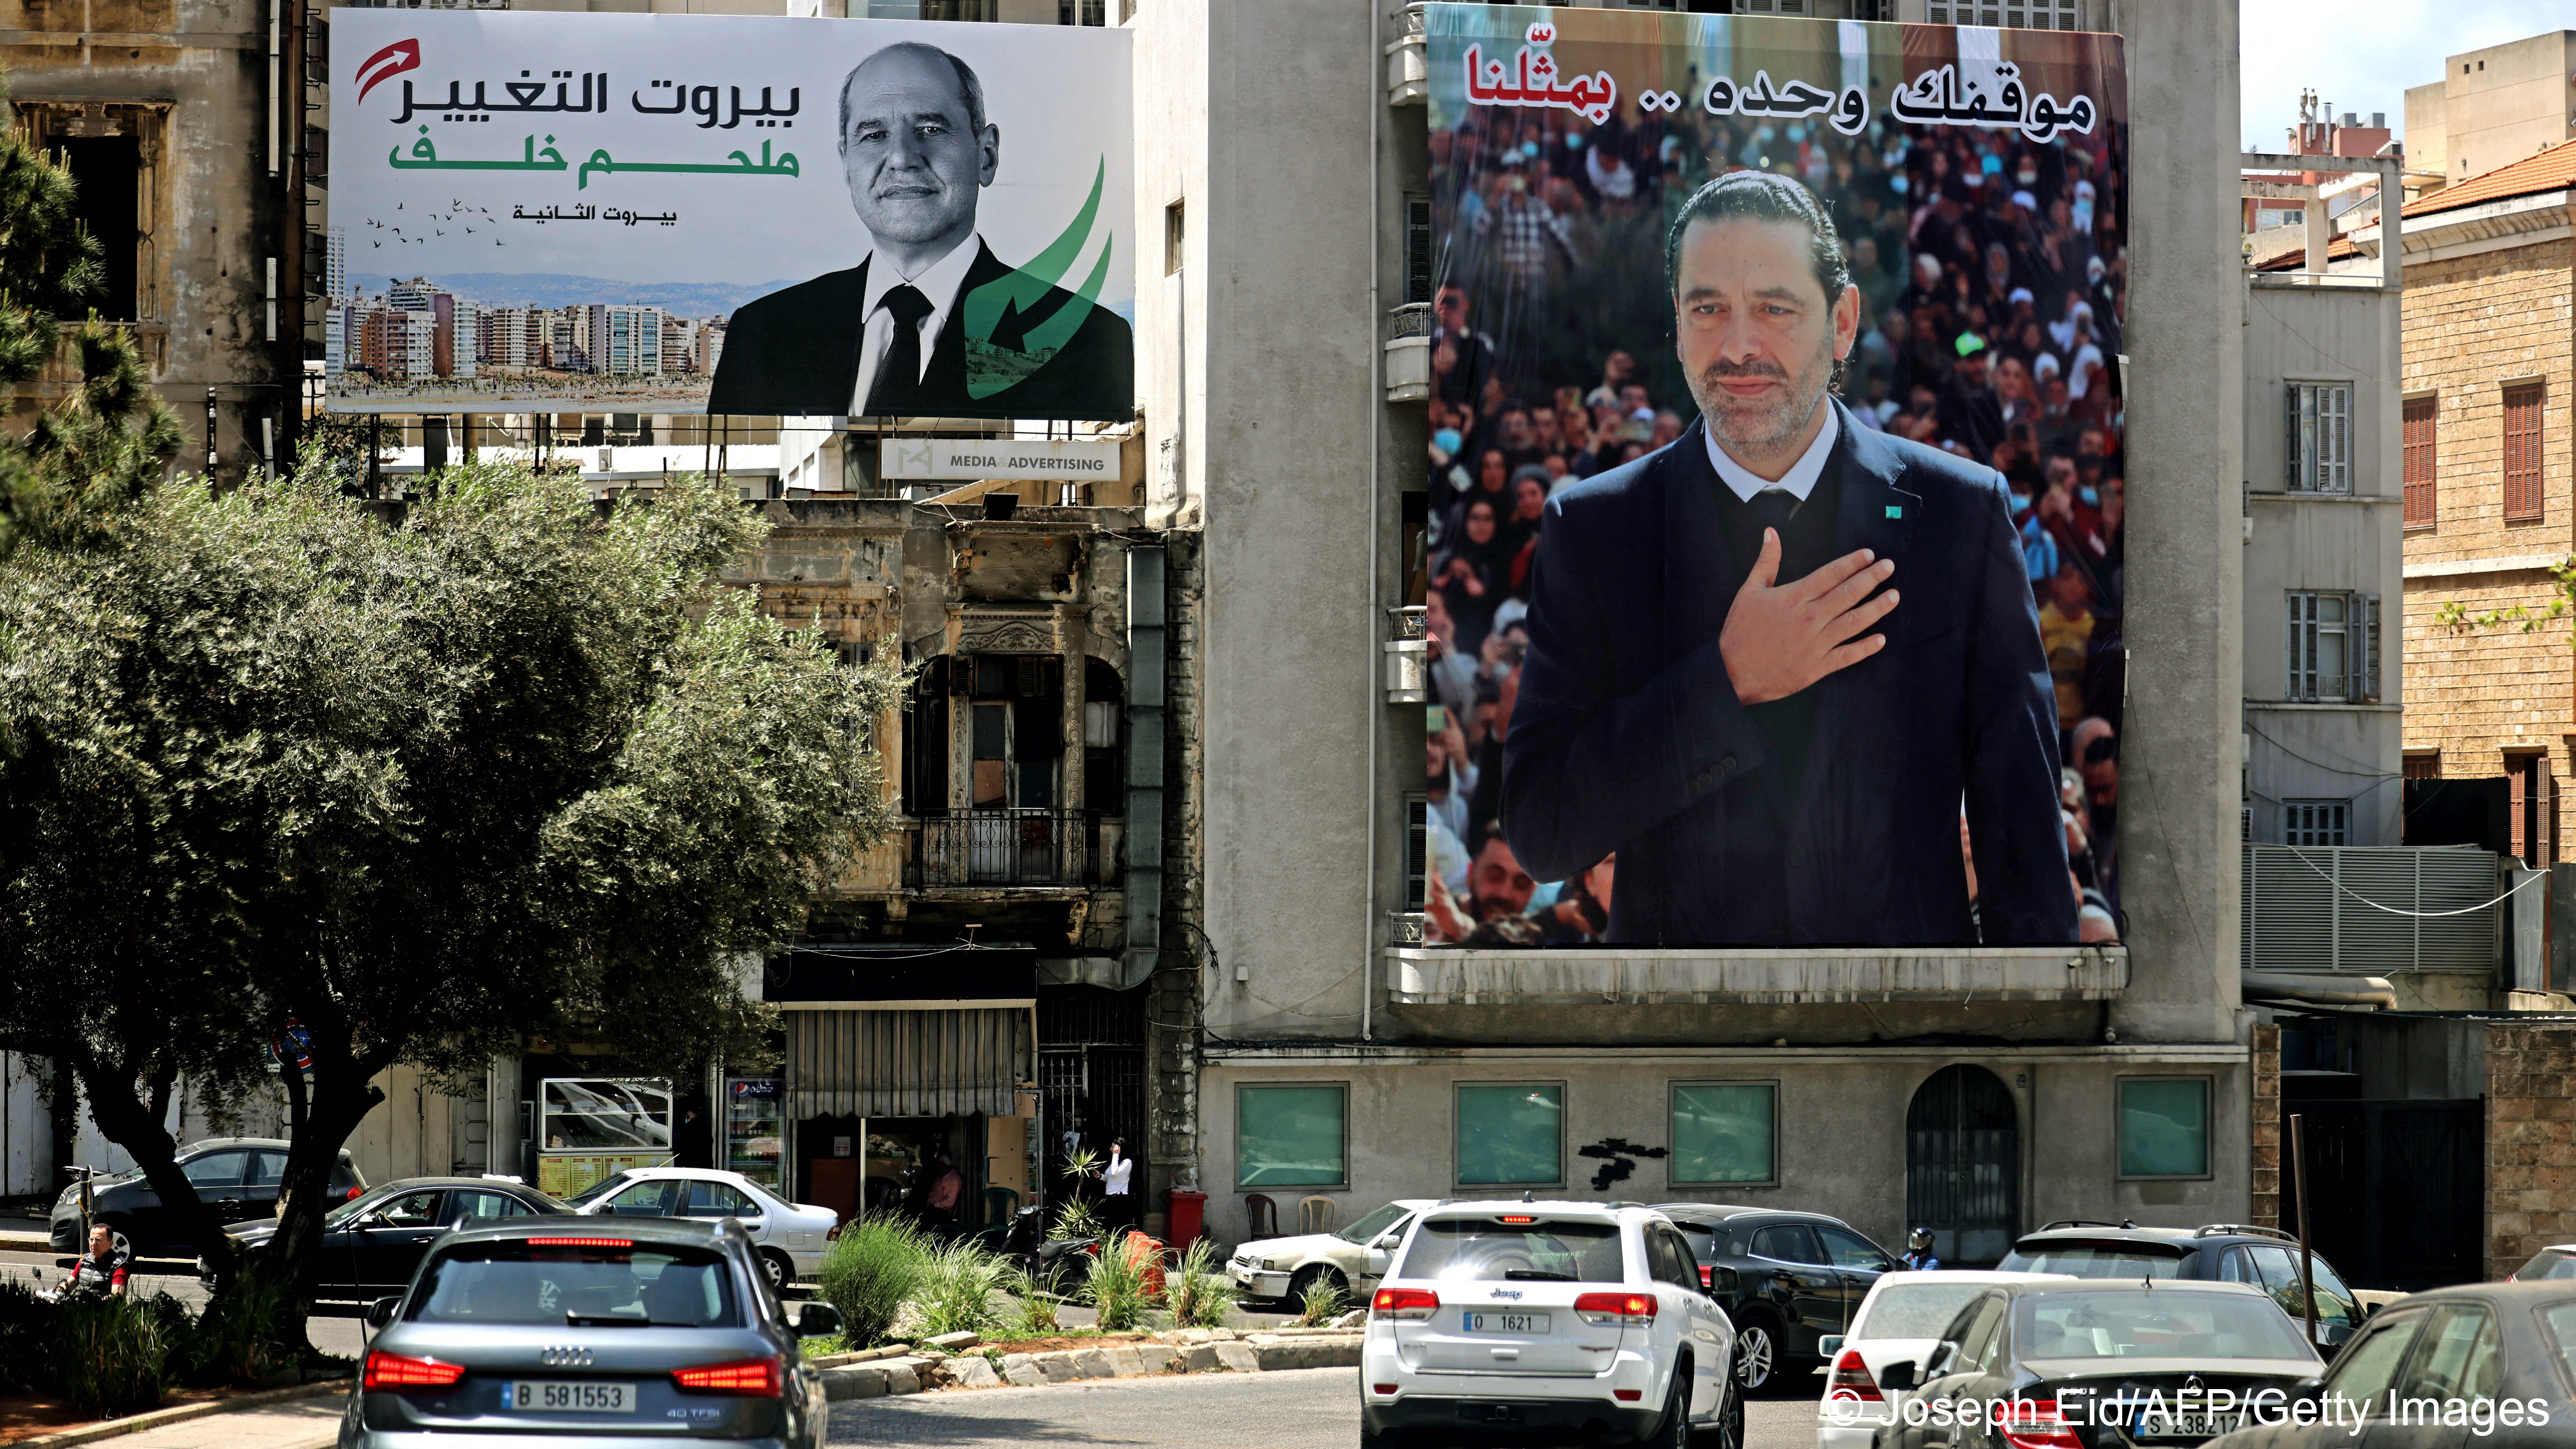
1371 1287 1439 1321
1572 1292 1657 1325
1827 1350 1884 1403
524 1236 634 1248
364 1351 464 1391
1997 1399 2082 1449
672 1358 783 1397
1613 1388 1644 1401
345 1185 364 1202
1498 1214 1536 1224
1698 1263 1713 1290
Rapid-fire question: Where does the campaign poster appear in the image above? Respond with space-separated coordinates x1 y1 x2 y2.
325 9 1133 420
1420 7 2126 949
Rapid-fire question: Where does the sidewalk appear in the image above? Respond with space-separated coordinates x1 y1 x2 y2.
26 1399 342 1449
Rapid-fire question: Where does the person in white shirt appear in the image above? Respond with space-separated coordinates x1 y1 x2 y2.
1100 1136 1135 1234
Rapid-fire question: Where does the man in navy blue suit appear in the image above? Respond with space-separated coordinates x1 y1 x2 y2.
1498 171 2075 947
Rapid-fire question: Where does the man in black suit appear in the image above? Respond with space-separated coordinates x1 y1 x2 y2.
1499 171 2075 947
706 41 1131 420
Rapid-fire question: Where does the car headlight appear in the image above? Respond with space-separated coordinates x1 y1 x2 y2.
1266 1258 1297 1272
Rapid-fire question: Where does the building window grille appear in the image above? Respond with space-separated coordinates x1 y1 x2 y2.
2403 752 2441 780
2285 381 2352 494
2505 382 2545 522
1927 0 2080 26
2285 590 2378 703
2402 394 2437 528
2282 799 2350 848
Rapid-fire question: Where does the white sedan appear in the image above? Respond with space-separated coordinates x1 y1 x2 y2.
1816 1270 2071 1449
565 1166 838 1291
1227 1199 1438 1308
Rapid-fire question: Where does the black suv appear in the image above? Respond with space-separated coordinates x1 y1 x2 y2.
50 1137 369 1259
1995 1220 2365 1348
1654 1203 1901 1395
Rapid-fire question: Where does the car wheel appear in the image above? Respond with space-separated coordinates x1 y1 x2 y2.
1732 1315 1782 1397
1694 1379 1746 1449
759 1250 794 1293
1358 1423 1398 1449
1286 1264 1350 1314
1651 1365 1692 1449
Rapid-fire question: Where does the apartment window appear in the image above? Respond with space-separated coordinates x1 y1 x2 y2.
2282 799 2350 847
2118 1079 2211 1179
1669 1083 1777 1185
1163 200 1183 276
1926 0 2081 27
2403 752 2442 780
1403 195 1434 306
2285 381 2352 493
1456 1082 1563 1187
1057 0 1104 22
2504 382 2545 522
2508 752 2557 866
2285 591 2379 703
1236 1084 1346 1189
2402 394 2437 529
1403 795 1430 912
1733 0 1809 12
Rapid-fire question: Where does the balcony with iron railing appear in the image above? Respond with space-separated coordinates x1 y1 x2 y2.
904 810 1119 890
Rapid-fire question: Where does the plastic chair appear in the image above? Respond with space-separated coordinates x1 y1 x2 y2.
982 1185 1019 1233
1298 1195 1337 1235
1244 1193 1280 1240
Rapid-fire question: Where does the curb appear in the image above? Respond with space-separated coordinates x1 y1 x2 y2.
821 1331 1364 1402
16 1378 352 1449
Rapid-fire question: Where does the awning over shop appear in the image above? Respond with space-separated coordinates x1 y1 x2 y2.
785 1006 1032 1119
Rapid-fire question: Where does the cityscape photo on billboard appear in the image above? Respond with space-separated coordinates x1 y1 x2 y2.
325 9 1133 419
1421 7 2127 949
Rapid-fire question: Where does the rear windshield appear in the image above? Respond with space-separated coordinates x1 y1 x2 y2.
410 1238 741 1327
2513 1249 2576 1282
1998 1242 2189 1279
1854 1281 1996 1340
2015 1291 2314 1362
1669 1222 1727 1257
1397 1218 1625 1285
2541 1305 2576 1382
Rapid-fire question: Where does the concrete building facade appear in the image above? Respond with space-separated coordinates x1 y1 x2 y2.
2404 33 2576 189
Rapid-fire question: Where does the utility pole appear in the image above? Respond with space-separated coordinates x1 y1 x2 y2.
2290 1113 2318 1348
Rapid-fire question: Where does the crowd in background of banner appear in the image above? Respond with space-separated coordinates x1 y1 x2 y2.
1420 12 2128 948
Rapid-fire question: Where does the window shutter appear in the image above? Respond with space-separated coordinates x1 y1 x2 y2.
1403 195 1434 306
2285 384 2304 490
2353 592 2380 703
1404 797 1429 911
2505 383 2546 522
2402 395 2437 527
2324 384 2351 492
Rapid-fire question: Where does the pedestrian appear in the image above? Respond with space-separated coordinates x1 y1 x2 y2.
54 1224 130 1300
1903 1226 1941 1272
1101 1137 1134 1235
923 1157 964 1239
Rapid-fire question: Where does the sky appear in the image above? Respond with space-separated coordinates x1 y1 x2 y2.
2239 1 2573 154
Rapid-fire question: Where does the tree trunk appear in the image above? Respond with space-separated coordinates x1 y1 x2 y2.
72 1052 234 1279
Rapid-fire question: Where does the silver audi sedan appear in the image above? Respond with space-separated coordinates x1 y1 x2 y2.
340 1216 840 1449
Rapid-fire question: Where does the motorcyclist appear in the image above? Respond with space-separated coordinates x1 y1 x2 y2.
1902 1227 1941 1272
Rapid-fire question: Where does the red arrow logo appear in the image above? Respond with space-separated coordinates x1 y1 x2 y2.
355 38 420 108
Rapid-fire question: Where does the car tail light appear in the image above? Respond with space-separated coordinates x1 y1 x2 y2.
1997 1399 2082 1449
1827 1350 1883 1403
345 1185 364 1202
525 1236 634 1248
1698 1263 1713 1290
1371 1287 1439 1321
826 1222 843 1241
364 1352 464 1391
1573 1292 1657 1325
672 1357 783 1397
1613 1388 1643 1401
1372 1383 1398 1395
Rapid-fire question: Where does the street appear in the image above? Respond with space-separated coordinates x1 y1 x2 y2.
829 1366 1823 1448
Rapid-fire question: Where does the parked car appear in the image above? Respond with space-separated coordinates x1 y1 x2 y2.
205 1176 566 1299
2203 1280 2576 1449
1997 1221 2366 1349
2507 1244 2576 1281
347 1215 839 1449
1873 1278 2321 1449
1813 1270 2071 1449
565 1167 838 1292
49 1137 368 1259
1361 1200 1742 1449
1655 1203 1903 1396
1226 1199 1438 1308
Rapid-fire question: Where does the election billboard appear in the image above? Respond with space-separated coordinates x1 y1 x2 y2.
1420 7 2127 949
326 10 1133 420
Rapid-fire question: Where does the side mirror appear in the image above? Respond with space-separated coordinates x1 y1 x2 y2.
1707 1266 1741 1295
365 1296 402 1330
2291 1376 2325 1405
1925 1342 1958 1377
1819 1335 1845 1358
1878 1360 1919 1392
2362 1300 2382 1318
794 1301 844 1339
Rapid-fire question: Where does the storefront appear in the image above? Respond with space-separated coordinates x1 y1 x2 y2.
768 944 1040 1235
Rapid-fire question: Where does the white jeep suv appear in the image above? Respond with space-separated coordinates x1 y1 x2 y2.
1360 1200 1743 1448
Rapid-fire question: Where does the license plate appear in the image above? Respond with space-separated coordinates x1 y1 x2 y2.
506 1381 635 1413
2134 1412 2240 1440
1465 1312 1549 1333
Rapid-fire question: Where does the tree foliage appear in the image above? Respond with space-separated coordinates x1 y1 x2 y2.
0 458 904 1336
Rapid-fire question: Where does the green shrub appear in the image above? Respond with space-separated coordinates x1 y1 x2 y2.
1051 1196 1103 1243
1002 1263 1064 1337
913 1240 1008 1340
47 1294 176 1415
1294 1276 1348 1327
815 1219 932 1346
1080 1234 1151 1333
0 1280 48 1394
188 1271 299 1388
1164 1239 1237 1330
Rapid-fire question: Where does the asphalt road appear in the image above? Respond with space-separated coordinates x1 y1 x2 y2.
828 1366 1825 1448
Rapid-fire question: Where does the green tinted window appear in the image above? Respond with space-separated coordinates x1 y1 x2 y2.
1456 1083 1562 1186
1237 1085 1346 1188
2119 1079 2210 1177
1670 1083 1776 1184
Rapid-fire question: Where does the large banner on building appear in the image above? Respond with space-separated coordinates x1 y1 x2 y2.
325 10 1133 420
1421 7 2126 949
